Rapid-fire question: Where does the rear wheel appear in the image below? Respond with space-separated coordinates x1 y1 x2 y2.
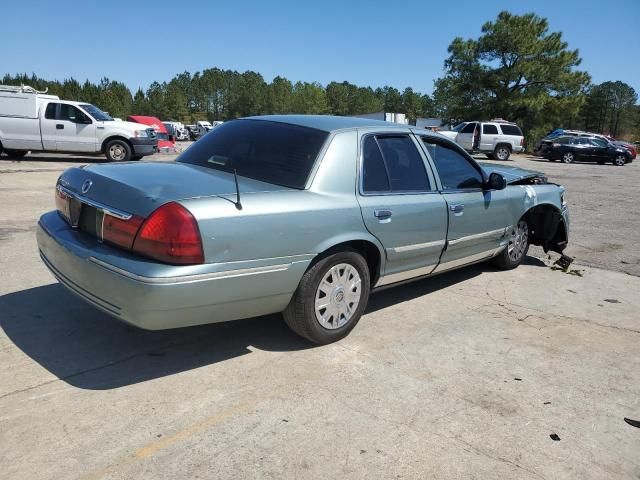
494 145 511 161
105 140 132 162
493 220 530 270
614 154 626 166
283 249 370 345
562 151 575 164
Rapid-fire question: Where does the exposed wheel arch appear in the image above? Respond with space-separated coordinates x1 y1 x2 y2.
310 239 382 287
521 203 567 254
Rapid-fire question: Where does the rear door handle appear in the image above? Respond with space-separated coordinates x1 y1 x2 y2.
374 209 393 219
449 204 464 215
56 124 64 130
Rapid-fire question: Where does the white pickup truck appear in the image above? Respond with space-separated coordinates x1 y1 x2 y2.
0 85 158 162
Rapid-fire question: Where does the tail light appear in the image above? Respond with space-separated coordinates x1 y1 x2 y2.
132 202 204 265
103 214 144 249
55 185 72 223
520 138 524 146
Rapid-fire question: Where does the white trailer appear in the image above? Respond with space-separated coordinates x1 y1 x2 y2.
353 112 409 125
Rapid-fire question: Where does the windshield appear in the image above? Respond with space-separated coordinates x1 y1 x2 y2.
79 104 113 121
452 123 466 132
177 119 329 189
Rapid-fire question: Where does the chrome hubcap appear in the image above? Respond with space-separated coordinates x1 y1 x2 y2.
109 144 126 161
315 263 362 330
507 221 529 262
563 153 573 163
498 148 508 159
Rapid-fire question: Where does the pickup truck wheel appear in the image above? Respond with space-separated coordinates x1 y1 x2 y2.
4 149 28 158
614 154 626 166
283 249 370 345
105 140 131 162
493 220 529 270
494 145 511 161
562 152 575 164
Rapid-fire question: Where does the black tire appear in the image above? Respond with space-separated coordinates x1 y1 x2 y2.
485 153 495 159
494 144 511 161
105 139 132 162
493 219 530 270
283 249 371 345
562 151 575 164
613 154 626 166
4 149 28 158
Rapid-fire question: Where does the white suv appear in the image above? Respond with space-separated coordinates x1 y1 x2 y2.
439 119 525 161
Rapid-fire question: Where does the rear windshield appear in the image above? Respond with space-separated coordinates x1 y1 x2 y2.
500 124 523 136
176 120 329 189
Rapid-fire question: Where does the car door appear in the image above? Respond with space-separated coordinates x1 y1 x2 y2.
39 102 60 150
357 133 448 284
56 104 97 152
590 138 610 161
456 122 477 151
419 136 511 273
480 123 499 151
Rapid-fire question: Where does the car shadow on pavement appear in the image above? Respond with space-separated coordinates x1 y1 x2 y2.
0 283 311 391
0 256 542 391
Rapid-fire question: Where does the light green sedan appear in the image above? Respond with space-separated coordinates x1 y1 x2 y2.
37 115 569 344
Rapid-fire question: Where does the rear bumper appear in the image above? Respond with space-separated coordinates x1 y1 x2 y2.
36 211 310 330
130 137 158 156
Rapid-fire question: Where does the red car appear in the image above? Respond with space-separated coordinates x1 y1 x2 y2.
127 115 175 151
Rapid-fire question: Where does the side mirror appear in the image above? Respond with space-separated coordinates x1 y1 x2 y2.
486 172 507 190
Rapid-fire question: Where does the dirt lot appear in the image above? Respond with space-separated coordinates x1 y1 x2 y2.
1 148 639 479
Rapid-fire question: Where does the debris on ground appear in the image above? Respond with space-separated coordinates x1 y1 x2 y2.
623 418 640 428
550 266 584 276
604 298 621 304
550 434 561 441
544 402 551 405
554 254 574 269
514 378 522 381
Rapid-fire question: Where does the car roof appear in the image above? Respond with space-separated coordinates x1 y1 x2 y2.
243 115 409 132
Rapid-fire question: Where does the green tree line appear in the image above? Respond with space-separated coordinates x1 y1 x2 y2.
3 11 639 144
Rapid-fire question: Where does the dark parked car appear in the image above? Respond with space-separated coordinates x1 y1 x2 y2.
548 136 632 166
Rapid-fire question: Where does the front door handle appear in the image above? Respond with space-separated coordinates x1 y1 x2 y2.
56 124 64 130
374 209 393 219
449 204 464 215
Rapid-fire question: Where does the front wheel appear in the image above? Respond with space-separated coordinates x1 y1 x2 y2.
105 140 132 162
562 151 575 164
493 220 530 270
613 154 626 166
283 249 371 345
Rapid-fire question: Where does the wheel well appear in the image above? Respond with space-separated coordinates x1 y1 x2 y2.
495 142 512 151
522 204 567 254
313 240 382 286
101 136 132 153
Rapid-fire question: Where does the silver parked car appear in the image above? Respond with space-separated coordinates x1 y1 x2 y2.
37 115 569 344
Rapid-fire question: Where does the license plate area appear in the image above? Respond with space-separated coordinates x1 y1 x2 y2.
78 205 105 241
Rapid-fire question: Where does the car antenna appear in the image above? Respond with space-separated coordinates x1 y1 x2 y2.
233 169 242 210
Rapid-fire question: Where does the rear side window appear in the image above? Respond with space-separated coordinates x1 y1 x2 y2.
362 135 430 193
483 124 499 134
422 139 484 190
176 119 328 189
45 103 57 119
500 124 523 136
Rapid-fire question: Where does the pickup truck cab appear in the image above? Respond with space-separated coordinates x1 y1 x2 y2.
0 85 158 162
439 119 524 161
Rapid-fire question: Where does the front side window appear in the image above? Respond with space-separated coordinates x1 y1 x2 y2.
44 103 58 119
60 104 89 123
79 104 112 121
177 119 328 189
422 139 484 190
361 135 430 193
460 122 477 134
591 139 608 148
483 124 499 134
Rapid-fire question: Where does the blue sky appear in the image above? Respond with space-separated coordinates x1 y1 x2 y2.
2 0 639 96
